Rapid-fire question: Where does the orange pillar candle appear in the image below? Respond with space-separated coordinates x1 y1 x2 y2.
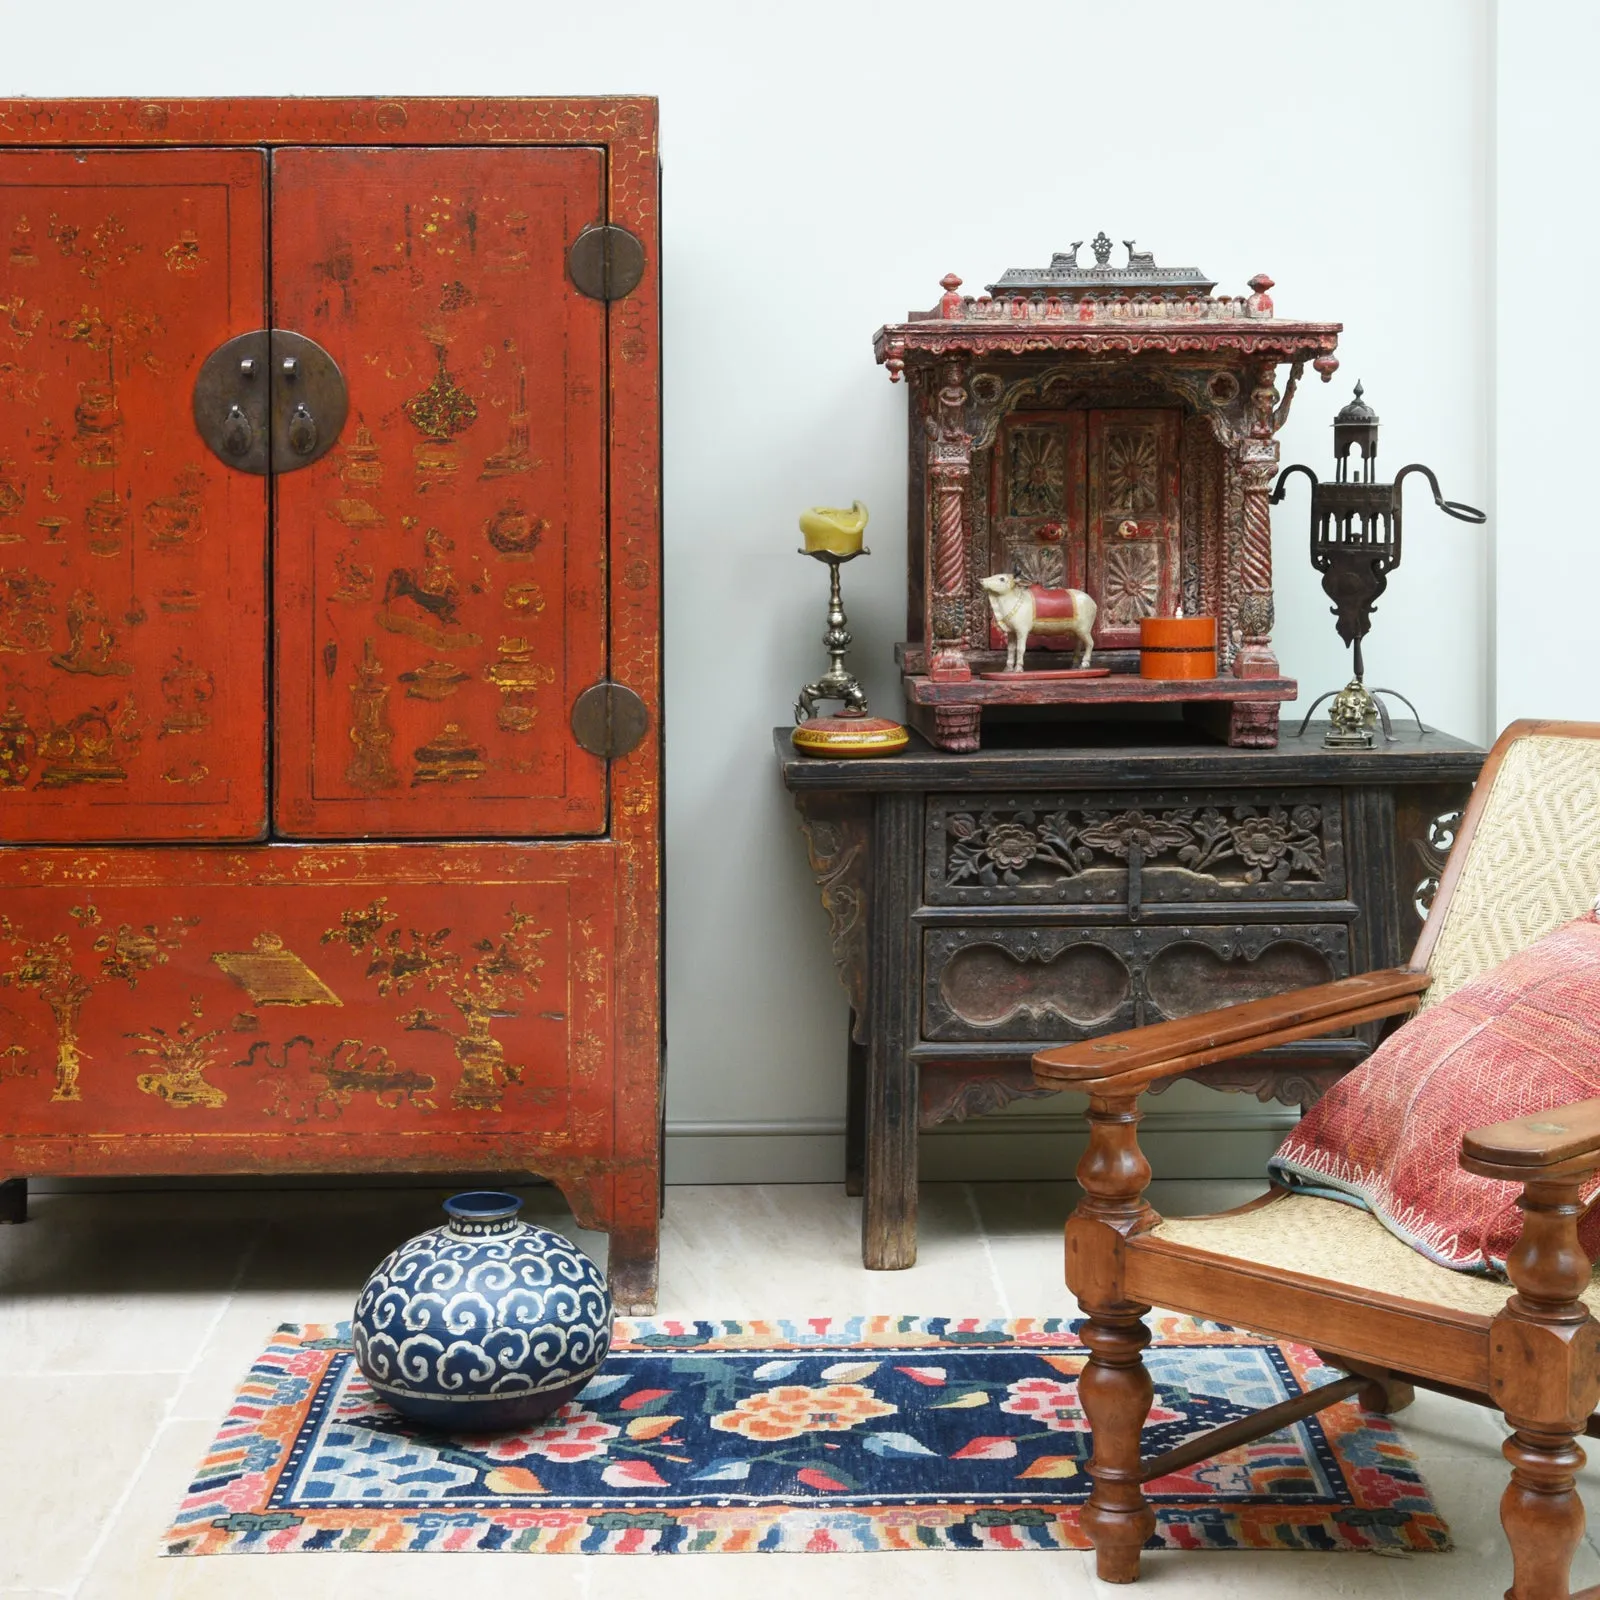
1139 616 1217 680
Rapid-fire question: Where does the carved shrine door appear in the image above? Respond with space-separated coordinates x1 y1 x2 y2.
0 149 269 842
270 147 608 839
992 407 1181 652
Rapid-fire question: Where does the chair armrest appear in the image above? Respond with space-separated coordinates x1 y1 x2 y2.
1032 967 1431 1094
1462 1097 1600 1180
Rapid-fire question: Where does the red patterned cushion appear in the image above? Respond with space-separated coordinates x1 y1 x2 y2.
1269 913 1600 1274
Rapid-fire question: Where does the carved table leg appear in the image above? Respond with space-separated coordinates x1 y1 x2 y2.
863 791 921 1269
1488 1175 1600 1600
1068 1092 1159 1582
845 1016 866 1198
792 792 872 1201
0 1177 25 1224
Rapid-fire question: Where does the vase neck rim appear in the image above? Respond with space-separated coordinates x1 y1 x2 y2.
442 1190 524 1236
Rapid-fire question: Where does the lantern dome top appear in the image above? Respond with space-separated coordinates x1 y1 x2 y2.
1335 382 1379 428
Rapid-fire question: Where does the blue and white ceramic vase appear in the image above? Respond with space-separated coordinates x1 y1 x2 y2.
352 1191 613 1431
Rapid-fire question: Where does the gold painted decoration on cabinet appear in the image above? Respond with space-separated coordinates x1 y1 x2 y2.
0 849 612 1139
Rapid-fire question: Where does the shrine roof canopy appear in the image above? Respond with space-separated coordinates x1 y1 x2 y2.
873 234 1341 379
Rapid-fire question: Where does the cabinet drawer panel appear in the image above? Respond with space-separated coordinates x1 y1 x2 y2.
925 790 1346 908
0 843 613 1145
922 921 1350 1043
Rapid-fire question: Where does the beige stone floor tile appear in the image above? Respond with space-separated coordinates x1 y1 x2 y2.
0 1372 178 1591
982 1234 1081 1320
654 1183 1000 1318
1084 1549 1411 1595
583 1549 1093 1596
1382 1386 1508 1462
0 1195 261 1376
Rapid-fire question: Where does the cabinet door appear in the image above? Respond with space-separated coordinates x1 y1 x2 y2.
0 149 268 840
270 147 609 839
1086 408 1182 650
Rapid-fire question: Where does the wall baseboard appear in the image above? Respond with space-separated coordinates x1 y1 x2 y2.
663 1110 1294 1185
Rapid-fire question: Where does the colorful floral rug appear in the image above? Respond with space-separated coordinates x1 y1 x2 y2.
163 1315 1449 1556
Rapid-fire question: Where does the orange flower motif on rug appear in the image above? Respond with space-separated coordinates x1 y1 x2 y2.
462 1403 620 1463
711 1382 897 1441
1000 1376 1186 1433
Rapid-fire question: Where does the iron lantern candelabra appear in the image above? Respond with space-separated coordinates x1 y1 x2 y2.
1271 383 1485 748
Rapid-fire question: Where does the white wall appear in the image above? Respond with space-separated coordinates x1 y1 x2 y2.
1493 1 1600 724
5 0 1506 1182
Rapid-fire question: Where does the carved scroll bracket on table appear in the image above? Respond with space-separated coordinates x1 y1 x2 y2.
793 793 871 1045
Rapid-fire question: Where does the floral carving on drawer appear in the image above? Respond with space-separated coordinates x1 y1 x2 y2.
925 790 1345 907
922 923 1349 1043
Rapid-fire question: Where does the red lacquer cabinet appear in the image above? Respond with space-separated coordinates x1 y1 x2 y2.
0 100 663 1309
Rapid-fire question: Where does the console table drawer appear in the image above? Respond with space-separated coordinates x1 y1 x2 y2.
921 921 1352 1043
925 790 1346 909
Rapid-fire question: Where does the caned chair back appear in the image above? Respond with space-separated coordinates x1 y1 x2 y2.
1413 721 1600 1008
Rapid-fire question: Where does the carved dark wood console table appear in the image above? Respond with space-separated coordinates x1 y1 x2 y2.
776 723 1483 1270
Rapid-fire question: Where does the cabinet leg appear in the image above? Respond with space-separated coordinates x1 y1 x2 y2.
845 1017 866 1198
0 1177 25 1224
607 1226 659 1316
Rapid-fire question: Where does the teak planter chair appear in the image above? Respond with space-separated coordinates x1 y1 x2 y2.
1033 719 1600 1599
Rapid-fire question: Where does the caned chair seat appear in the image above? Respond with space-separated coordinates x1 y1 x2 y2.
1149 1192 1600 1319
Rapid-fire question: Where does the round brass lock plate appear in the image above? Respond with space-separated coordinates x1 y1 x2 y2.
192 328 348 474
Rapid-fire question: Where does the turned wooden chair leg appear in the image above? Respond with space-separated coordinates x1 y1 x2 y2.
1483 1173 1600 1600
1069 1091 1160 1583
1501 1425 1587 1600
1079 1303 1157 1582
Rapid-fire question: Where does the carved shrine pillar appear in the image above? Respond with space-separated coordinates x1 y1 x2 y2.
926 359 973 684
1232 365 1283 681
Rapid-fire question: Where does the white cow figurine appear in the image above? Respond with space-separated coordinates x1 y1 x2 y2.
981 572 1098 672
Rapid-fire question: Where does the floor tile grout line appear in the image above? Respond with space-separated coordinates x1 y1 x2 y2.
963 1182 1013 1321
62 1222 267 1599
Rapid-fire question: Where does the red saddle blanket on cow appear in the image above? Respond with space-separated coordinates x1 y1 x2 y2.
987 586 1083 651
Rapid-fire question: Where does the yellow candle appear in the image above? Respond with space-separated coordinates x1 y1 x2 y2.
799 501 869 557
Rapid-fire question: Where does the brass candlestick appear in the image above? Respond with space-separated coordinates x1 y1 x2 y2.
794 503 871 723
790 502 908 758
795 549 870 722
